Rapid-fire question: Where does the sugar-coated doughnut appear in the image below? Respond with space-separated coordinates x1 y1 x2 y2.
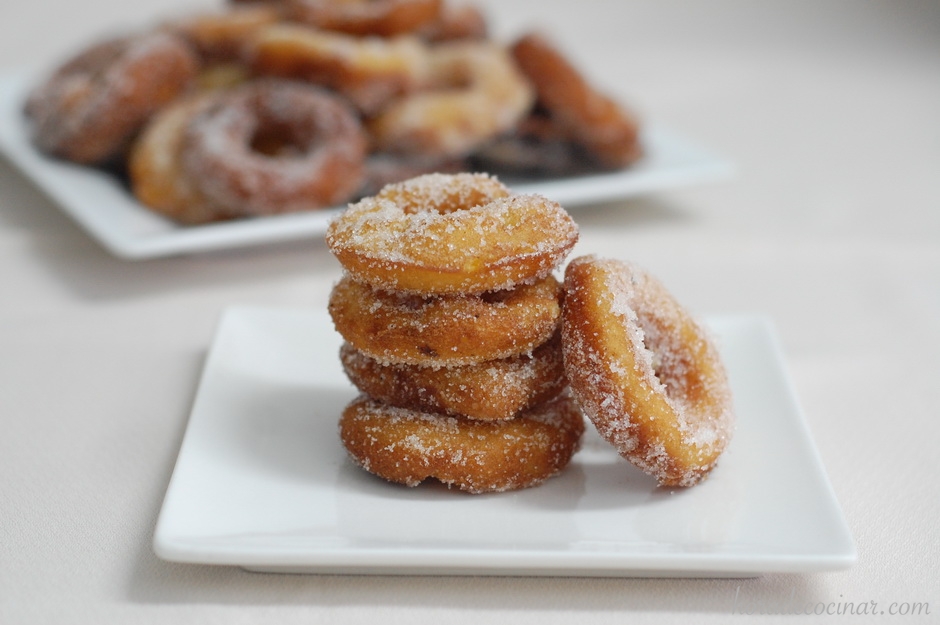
326 173 578 295
339 393 584 493
510 32 642 170
417 3 488 42
357 152 467 199
472 111 592 177
182 79 367 216
367 41 533 159
288 0 442 37
339 332 565 421
128 92 231 224
168 4 283 63
328 274 562 366
25 32 199 164
247 24 428 115
561 256 735 487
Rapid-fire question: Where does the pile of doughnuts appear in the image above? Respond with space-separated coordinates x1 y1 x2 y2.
24 0 644 224
326 172 584 493
326 172 736 493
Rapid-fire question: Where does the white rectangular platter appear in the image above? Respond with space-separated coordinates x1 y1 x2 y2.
153 307 855 577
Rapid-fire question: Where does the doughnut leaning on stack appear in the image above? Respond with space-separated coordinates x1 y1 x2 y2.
326 172 583 493
560 256 735 487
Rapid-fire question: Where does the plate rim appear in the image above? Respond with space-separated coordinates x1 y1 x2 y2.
152 306 855 578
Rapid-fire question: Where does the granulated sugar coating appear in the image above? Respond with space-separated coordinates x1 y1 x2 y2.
182 79 367 216
339 331 566 421
325 172 578 295
560 256 735 487
328 273 562 366
338 393 585 493
129 92 232 225
25 31 199 164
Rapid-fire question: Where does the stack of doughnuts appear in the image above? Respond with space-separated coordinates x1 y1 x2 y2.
327 175 737 491
326 172 584 493
24 0 644 224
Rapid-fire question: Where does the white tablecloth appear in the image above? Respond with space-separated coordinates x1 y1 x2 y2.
2 0 938 622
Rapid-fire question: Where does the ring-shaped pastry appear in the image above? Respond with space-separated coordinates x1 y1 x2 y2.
417 3 488 42
510 32 642 170
339 331 565 420
247 24 429 115
329 274 562 366
288 0 443 37
182 79 367 216
326 173 578 295
25 32 199 164
561 256 735 487
367 41 533 159
357 151 467 198
471 110 593 177
129 92 231 224
339 393 584 493
168 4 283 63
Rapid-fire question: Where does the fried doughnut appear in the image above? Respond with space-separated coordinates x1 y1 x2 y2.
339 393 584 493
182 79 367 216
357 151 467 198
472 110 592 177
25 31 199 164
326 173 578 295
367 41 533 159
561 256 735 487
247 24 428 114
288 0 442 37
339 332 565 421
128 92 231 224
329 274 562 366
194 63 252 91
510 32 642 170
168 4 283 63
417 3 488 42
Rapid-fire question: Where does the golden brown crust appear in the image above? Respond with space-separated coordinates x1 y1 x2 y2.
288 0 443 37
193 63 252 91
168 4 284 64
181 79 367 216
367 41 533 159
417 3 488 42
25 32 199 164
246 24 428 115
326 173 578 295
128 92 233 224
357 152 467 199
561 256 735 487
510 32 642 170
329 274 562 366
339 332 566 420
339 393 584 493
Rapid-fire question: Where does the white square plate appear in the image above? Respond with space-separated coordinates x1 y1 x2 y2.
0 73 733 260
153 307 855 577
